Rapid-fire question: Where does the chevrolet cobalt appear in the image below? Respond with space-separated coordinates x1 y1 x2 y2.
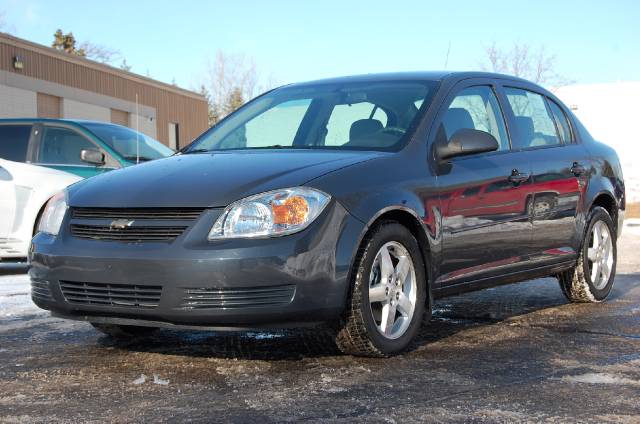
30 72 625 356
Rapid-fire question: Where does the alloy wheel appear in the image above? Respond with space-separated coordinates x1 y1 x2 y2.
368 241 417 339
587 220 614 290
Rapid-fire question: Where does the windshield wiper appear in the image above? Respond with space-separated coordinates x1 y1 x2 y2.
184 145 293 153
123 155 154 162
181 148 212 154
252 145 288 149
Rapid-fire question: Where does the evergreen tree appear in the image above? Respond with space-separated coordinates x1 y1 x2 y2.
51 29 86 56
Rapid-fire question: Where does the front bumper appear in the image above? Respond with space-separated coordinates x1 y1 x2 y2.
29 202 365 329
0 237 28 259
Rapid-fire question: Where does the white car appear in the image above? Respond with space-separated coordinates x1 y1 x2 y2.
0 158 81 261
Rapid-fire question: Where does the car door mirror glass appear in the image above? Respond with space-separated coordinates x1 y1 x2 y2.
436 128 499 160
80 149 105 166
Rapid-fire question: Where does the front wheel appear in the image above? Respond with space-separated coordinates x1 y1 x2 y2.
558 206 617 302
334 222 427 357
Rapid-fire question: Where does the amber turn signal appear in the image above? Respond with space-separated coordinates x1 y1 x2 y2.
272 196 309 225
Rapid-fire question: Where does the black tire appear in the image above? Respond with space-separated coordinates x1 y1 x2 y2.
334 221 427 357
91 323 158 338
558 206 617 302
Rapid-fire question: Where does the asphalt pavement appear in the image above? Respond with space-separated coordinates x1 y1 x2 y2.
1 226 639 423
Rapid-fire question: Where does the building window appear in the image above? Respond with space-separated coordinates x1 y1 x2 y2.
168 122 179 150
37 93 61 119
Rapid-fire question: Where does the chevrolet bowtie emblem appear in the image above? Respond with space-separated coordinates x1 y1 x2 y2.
110 219 135 230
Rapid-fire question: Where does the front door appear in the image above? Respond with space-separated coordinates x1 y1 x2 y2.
35 125 112 178
433 84 533 286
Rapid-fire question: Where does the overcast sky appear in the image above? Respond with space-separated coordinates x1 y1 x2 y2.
1 0 638 90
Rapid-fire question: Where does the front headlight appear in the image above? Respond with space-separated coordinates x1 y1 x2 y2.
37 191 68 236
208 187 331 240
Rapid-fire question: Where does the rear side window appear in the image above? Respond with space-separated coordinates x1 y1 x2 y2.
439 86 510 151
38 126 97 165
547 99 573 144
504 88 561 149
0 125 32 162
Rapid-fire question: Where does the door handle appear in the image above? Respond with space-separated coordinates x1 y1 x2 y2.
508 169 529 185
571 162 586 176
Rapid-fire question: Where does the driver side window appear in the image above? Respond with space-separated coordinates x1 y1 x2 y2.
38 126 98 165
439 86 510 151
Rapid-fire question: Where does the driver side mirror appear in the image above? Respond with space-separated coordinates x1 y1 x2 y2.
80 149 105 166
436 128 499 160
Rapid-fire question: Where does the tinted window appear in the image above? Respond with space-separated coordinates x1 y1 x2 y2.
547 99 573 144
39 126 97 165
462 186 481 196
486 179 512 193
188 81 435 152
83 123 173 161
219 99 311 149
0 125 31 162
325 102 388 146
440 86 509 151
504 88 561 149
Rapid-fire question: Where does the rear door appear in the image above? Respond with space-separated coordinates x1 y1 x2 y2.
502 87 588 264
433 81 534 286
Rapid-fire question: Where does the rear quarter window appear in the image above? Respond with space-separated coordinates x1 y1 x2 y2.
0 125 32 162
547 99 574 144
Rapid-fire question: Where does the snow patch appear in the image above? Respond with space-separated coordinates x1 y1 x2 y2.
563 373 640 386
153 374 170 386
132 374 147 385
0 274 43 320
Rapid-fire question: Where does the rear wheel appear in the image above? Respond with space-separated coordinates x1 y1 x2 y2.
558 206 616 302
91 323 158 338
334 222 427 357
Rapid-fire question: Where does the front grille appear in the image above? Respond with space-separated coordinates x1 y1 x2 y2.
31 279 53 301
180 285 296 310
60 281 162 309
72 208 205 220
70 224 187 242
69 207 206 243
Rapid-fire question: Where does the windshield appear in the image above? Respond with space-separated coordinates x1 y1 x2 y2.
187 80 437 152
83 123 174 161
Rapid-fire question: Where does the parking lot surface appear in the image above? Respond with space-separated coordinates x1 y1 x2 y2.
1 227 639 423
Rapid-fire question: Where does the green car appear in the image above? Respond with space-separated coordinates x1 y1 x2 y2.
0 119 174 178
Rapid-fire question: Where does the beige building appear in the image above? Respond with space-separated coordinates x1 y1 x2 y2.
0 32 209 149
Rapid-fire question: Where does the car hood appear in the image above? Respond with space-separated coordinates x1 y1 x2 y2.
68 150 386 208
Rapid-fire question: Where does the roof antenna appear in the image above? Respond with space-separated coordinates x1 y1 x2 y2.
135 93 140 164
444 41 451 69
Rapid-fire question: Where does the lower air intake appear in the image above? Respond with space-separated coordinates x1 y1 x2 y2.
60 281 162 309
180 285 296 309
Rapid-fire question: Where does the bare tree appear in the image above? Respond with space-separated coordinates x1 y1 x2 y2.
480 42 572 87
0 10 15 34
78 41 121 64
51 29 121 65
200 50 275 126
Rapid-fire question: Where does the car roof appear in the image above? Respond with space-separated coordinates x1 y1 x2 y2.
0 118 122 127
287 71 535 88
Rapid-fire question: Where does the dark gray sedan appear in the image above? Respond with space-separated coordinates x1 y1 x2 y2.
30 72 625 356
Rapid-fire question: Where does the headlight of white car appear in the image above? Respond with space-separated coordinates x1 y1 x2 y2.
208 187 331 240
37 191 68 236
